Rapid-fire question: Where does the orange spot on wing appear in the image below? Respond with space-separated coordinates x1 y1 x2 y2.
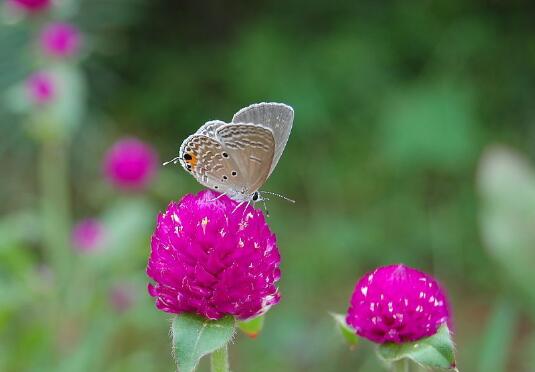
186 153 197 167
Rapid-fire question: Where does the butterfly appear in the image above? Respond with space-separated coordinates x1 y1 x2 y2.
168 102 294 209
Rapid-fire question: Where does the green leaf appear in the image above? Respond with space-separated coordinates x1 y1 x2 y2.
478 299 517 372
238 315 264 338
330 312 359 347
477 146 535 310
172 313 235 372
377 324 456 370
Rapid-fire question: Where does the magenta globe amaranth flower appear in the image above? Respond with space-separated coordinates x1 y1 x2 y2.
26 71 55 105
346 264 450 344
72 219 105 252
39 22 81 58
147 190 281 320
103 137 158 190
7 0 50 12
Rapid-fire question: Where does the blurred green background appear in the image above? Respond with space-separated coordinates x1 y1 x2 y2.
2 0 535 371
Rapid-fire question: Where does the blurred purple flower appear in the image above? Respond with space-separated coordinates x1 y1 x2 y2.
103 137 158 190
39 22 81 58
26 71 55 104
72 219 105 252
346 264 450 344
147 190 281 320
109 283 135 313
7 0 50 12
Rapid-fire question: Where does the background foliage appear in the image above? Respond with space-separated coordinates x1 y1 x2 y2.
2 0 535 371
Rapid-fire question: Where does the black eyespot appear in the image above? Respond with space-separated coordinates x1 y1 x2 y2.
231 171 237 176
214 186 219 189
222 152 229 158
184 153 192 160
252 192 259 201
223 176 228 180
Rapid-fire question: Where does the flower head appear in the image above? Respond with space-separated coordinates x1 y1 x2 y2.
39 22 81 58
346 264 450 344
8 0 50 12
72 218 105 252
103 137 158 190
147 190 281 320
26 71 55 104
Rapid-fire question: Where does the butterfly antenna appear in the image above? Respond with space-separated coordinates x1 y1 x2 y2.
260 191 295 203
162 156 180 166
261 198 270 218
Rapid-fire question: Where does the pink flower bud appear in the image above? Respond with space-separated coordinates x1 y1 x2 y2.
103 137 158 191
39 22 81 58
26 71 55 105
8 0 50 12
72 219 105 252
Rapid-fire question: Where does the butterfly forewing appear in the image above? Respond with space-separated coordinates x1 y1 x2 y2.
232 102 294 176
216 124 275 194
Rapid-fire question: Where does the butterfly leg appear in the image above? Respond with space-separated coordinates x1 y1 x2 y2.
242 200 251 218
261 198 270 218
232 201 245 214
209 192 227 202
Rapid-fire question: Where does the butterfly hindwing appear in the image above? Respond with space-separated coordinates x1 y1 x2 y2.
216 123 275 194
179 134 245 194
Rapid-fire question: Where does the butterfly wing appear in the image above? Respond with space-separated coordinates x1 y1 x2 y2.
179 134 246 195
232 102 294 176
216 123 275 194
196 120 225 137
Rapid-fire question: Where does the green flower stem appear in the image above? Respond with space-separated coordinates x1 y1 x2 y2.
392 359 410 372
40 139 72 287
210 344 230 372
40 138 72 361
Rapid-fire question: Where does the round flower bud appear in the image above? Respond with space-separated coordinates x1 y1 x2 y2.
346 264 450 344
103 137 158 191
39 22 81 58
7 0 50 12
72 218 105 252
26 71 55 105
147 190 281 320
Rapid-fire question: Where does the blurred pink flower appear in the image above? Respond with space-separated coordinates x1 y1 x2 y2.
346 264 450 344
7 0 50 12
26 71 55 104
103 137 158 190
147 190 281 320
109 283 135 313
39 22 81 58
72 219 105 252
